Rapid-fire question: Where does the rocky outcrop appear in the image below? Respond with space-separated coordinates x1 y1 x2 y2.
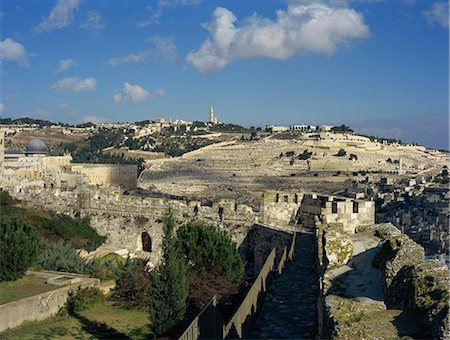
324 295 403 340
372 234 425 293
357 222 401 239
324 229 354 270
372 232 449 339
386 260 449 339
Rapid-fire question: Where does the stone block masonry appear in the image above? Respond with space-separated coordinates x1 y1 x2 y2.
0 271 99 332
7 186 374 268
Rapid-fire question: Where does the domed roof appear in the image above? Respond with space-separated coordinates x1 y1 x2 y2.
26 139 47 153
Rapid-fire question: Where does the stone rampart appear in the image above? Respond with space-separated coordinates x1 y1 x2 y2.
298 194 375 233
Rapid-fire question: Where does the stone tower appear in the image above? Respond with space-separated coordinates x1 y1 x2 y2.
208 106 215 124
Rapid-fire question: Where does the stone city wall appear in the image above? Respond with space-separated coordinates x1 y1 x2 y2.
5 187 374 268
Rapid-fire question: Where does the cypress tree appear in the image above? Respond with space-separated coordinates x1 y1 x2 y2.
0 217 39 281
149 210 188 336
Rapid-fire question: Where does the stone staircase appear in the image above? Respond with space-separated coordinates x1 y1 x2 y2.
250 231 318 339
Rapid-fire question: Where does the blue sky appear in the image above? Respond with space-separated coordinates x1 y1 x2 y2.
0 0 448 148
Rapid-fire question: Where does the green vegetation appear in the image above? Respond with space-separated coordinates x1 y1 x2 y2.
67 287 105 314
149 211 188 336
37 240 92 275
114 258 152 308
349 153 358 161
178 224 244 284
53 128 146 175
152 134 214 157
46 214 105 251
331 124 354 133
2 299 151 340
0 190 104 252
336 148 347 157
0 217 39 282
0 117 68 127
298 149 313 160
0 276 59 304
91 253 126 280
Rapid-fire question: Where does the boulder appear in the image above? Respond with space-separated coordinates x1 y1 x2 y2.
372 234 424 293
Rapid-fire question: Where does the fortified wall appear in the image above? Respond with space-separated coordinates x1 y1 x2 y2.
297 193 375 233
6 186 375 268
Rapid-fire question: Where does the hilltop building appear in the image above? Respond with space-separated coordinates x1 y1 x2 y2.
208 106 218 125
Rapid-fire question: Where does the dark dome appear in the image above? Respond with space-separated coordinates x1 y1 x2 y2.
26 139 47 153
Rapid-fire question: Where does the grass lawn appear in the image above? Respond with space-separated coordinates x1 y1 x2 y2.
0 276 59 305
1 300 151 340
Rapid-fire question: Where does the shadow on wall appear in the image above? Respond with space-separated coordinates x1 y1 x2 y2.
328 247 384 302
239 224 292 279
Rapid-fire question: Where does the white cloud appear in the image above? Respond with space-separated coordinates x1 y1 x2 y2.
423 1 449 27
148 36 177 63
136 0 201 27
156 89 166 97
33 0 81 34
83 115 109 124
108 36 177 66
56 58 78 73
0 102 6 114
0 38 29 66
107 50 152 67
80 10 105 35
50 77 97 92
114 82 151 103
187 3 370 74
113 93 122 104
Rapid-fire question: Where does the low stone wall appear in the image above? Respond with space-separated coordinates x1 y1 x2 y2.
179 232 297 340
0 271 99 332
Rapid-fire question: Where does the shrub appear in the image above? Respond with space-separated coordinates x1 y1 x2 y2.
177 224 244 285
67 287 104 314
0 217 39 282
37 240 92 274
336 149 347 157
0 190 14 207
285 151 295 157
349 154 358 161
149 210 188 336
298 149 313 160
91 253 126 281
47 214 105 251
114 257 152 307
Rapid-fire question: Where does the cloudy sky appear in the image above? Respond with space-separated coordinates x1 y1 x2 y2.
1 0 448 148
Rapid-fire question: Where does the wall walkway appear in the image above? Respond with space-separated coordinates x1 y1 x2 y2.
250 230 318 339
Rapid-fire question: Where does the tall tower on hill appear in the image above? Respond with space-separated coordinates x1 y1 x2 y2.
208 106 215 124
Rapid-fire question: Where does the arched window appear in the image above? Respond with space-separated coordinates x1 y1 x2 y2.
141 232 152 252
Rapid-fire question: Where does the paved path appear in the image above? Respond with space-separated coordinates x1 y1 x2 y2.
250 231 318 339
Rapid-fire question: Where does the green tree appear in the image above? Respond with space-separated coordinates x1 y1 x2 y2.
114 257 152 307
149 210 188 336
177 224 244 284
0 217 39 281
